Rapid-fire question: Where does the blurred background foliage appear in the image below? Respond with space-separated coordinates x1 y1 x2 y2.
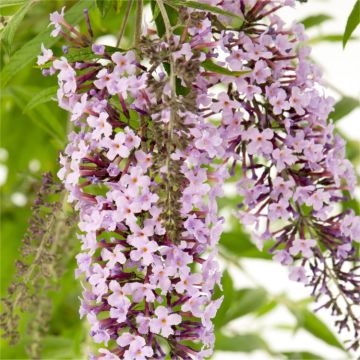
0 0 359 359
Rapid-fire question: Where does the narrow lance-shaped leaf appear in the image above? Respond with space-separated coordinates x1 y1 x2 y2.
23 86 58 112
309 34 358 44
0 0 26 8
290 307 345 351
213 270 234 328
0 0 35 54
164 0 244 23
300 14 332 29
215 332 271 353
95 0 114 17
201 59 251 77
329 96 360 122
0 0 93 88
343 0 360 48
281 351 325 360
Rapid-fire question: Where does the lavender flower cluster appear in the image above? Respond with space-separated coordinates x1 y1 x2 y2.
38 0 360 357
39 5 229 359
194 0 360 349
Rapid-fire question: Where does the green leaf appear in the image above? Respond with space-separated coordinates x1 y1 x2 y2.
255 299 278 317
300 14 332 29
96 0 113 17
214 270 234 328
0 0 93 88
220 227 272 259
225 288 268 322
164 0 244 23
151 1 178 38
0 0 35 54
201 59 251 77
290 308 345 351
23 86 58 112
329 96 359 122
215 332 270 353
8 86 65 145
282 351 325 360
0 0 26 8
343 0 360 48
310 34 358 44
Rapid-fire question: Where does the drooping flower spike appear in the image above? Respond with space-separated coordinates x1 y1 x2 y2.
39 0 360 357
191 0 360 351
42 4 227 360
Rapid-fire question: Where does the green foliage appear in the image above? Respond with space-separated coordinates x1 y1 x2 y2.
0 0 35 54
0 0 93 88
201 59 251 76
0 0 27 9
96 0 115 17
301 14 332 29
343 0 360 48
163 0 244 22
282 351 325 359
289 307 345 350
23 85 58 112
330 96 360 122
0 1 358 359
215 333 271 353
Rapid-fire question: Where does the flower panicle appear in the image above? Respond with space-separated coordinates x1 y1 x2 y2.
40 7 226 360
37 0 360 357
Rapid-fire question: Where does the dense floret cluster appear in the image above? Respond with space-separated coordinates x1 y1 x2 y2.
38 0 360 357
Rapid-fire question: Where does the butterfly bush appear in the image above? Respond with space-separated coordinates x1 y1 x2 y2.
193 0 360 350
38 0 360 357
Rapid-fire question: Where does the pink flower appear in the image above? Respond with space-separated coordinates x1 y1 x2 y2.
181 295 206 317
270 177 294 201
175 268 202 295
149 306 181 337
289 239 317 258
252 60 271 84
244 128 274 155
269 88 290 115
87 112 112 140
226 50 244 71
174 43 193 61
289 266 308 284
305 189 330 211
273 250 293 265
275 34 293 55
120 166 150 192
211 92 237 114
49 7 65 37
135 150 152 170
130 283 155 303
94 69 121 95
268 199 290 221
111 51 136 75
101 245 126 268
53 57 76 94
102 132 130 160
289 86 310 115
109 297 131 323
129 238 158 266
37 43 53 65
123 336 153 360
272 147 297 171
236 78 262 100
124 127 141 149
98 348 120 360
192 126 223 158
150 265 175 294
108 280 130 307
